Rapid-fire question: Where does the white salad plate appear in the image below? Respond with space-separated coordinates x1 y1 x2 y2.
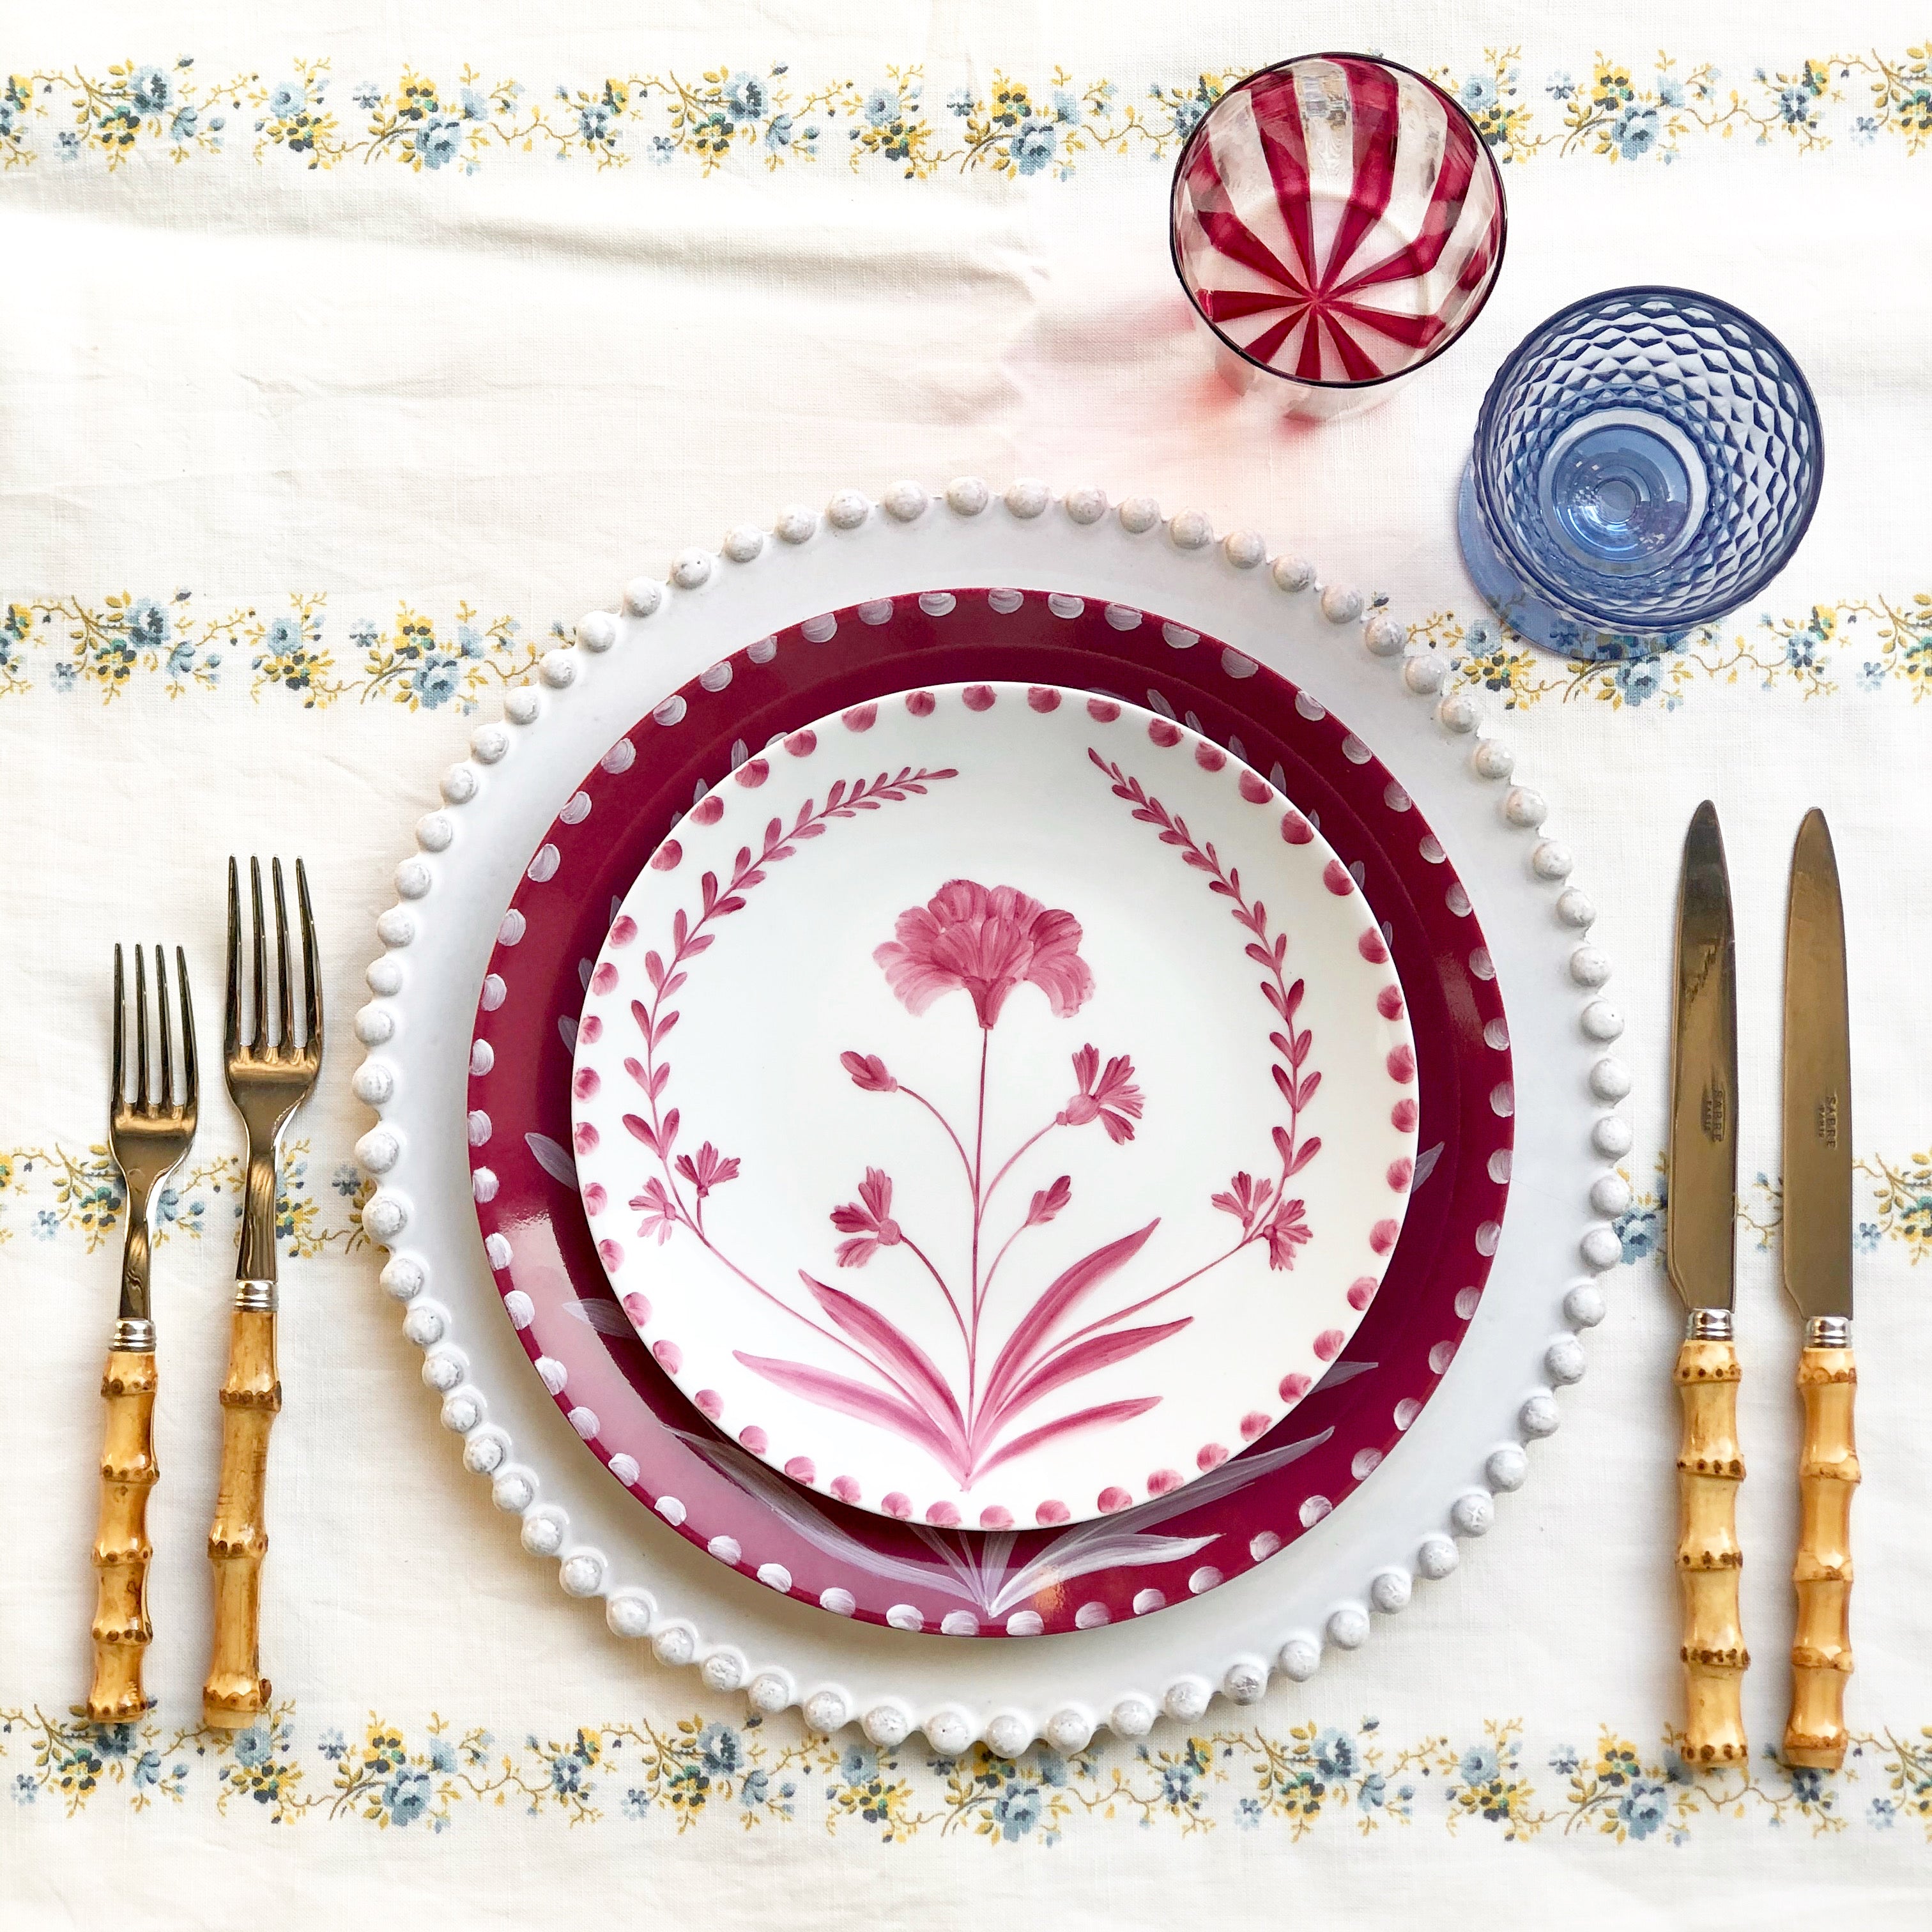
571 681 1416 1533
353 480 1628 1756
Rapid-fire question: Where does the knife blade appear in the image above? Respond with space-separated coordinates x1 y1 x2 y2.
1781 806 1859 1771
1667 799 1738 1319
1666 799 1747 1766
1782 807 1853 1322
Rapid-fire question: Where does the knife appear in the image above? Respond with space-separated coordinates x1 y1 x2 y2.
1666 800 1747 1765
1781 807 1859 1770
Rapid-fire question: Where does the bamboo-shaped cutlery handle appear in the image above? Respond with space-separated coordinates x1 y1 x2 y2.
203 1305 280 1729
1786 1344 1857 1768
1676 1337 1747 1764
87 1347 158 1722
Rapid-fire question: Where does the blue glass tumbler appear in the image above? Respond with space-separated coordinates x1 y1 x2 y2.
1458 287 1823 661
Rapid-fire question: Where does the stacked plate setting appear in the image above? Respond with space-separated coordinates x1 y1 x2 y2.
356 482 1624 1752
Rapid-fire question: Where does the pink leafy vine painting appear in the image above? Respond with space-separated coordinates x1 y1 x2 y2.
601 746 1340 1522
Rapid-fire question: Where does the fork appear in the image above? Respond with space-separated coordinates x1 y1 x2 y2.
88 944 198 1722
203 857 321 1731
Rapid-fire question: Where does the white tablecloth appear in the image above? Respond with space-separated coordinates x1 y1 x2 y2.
3 3 1929 1920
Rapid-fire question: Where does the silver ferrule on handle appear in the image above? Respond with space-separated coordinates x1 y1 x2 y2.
111 1316 157 1353
1684 1306 1734 1342
234 1278 278 1314
1804 1313 1851 1349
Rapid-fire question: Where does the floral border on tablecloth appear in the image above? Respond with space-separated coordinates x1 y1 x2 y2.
0 49 1926 179
3 1702 1929 1841
1 592 1930 713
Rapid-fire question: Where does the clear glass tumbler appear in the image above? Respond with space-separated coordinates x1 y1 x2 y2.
1170 53 1507 420
1459 286 1825 661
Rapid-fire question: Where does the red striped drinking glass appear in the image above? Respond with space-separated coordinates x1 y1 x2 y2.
1170 54 1508 420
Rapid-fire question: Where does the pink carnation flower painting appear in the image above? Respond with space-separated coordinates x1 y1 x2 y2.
873 879 1096 1029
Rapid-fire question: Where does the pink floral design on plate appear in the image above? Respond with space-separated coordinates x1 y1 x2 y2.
570 683 1415 1529
467 587 1510 1633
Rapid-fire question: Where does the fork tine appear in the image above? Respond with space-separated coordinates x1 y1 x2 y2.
272 857 293 1050
249 856 268 1055
226 857 242 1061
135 942 151 1110
112 944 126 1111
296 858 321 1053
156 946 174 1110
178 946 198 1116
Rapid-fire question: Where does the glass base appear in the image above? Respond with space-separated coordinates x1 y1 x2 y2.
1456 463 1710 664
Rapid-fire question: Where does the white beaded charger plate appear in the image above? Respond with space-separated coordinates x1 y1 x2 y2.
354 480 1629 1756
570 681 1416 1533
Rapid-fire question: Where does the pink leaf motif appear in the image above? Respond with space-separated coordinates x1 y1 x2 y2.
629 1177 678 1245
984 1319 1193 1435
972 1398 1163 1481
1025 1176 1072 1227
794 1271 968 1457
979 1220 1161 1421
733 1353 969 1482
1211 1170 1264 1229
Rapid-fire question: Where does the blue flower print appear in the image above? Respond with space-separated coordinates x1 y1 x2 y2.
1546 71 1576 100
1615 1203 1663 1264
32 1210 57 1240
169 105 199 142
1614 656 1664 707
621 1786 651 1819
130 68 175 116
1156 1763 1195 1806
233 1722 273 1769
95 1723 135 1760
352 83 383 112
696 1723 742 1777
415 114 463 169
739 1767 770 1807
1035 1748 1069 1788
1458 73 1498 113
382 1766 433 1826
1053 89 1081 124
1856 1222 1881 1254
132 1750 164 1789
863 87 898 127
126 597 171 652
1786 625 1828 670
1358 1771 1387 1811
1779 86 1814 127
266 82 306 123
1235 1795 1262 1828
990 1782 1042 1840
578 102 612 145
1853 116 1879 145
332 1163 364 1197
318 1728 348 1761
647 135 675 165
1459 1744 1499 1785
459 88 489 122
1788 1765 1825 1805
1615 105 1660 158
839 1743 877 1785
1013 120 1057 174
454 622 487 661
549 1751 588 1795
56 129 80 162
1314 1728 1358 1781
1857 660 1887 690
50 659 78 689
1172 97 1206 140
723 72 769 125
1658 75 1687 108
765 114 794 152
1870 1797 1898 1828
946 87 974 117
13 1773 35 1805
1620 1775 1669 1839
428 1736 458 1774
411 654 461 709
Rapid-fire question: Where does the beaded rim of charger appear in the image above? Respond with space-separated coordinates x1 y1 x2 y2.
352 478 1628 1755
